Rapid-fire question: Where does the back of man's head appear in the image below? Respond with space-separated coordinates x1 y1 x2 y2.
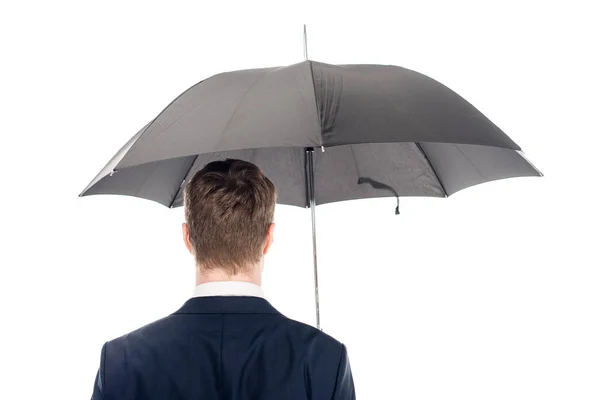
183 159 276 276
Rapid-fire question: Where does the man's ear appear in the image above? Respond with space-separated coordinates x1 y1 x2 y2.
263 223 275 255
182 222 193 254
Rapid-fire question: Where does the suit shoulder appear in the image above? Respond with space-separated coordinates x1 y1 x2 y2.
105 314 178 347
279 316 345 350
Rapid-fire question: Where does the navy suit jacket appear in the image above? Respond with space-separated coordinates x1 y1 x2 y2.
92 296 355 399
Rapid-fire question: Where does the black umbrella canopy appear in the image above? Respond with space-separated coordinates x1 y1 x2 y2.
80 60 541 209
81 58 542 330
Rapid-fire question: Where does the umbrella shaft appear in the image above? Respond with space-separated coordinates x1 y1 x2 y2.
306 149 321 330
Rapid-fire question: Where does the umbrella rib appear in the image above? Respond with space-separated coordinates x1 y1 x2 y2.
307 61 323 141
168 155 199 208
216 74 268 149
117 80 209 170
415 142 448 197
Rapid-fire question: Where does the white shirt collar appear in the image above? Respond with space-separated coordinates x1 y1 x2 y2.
193 281 265 299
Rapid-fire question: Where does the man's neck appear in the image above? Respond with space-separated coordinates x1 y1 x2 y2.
196 267 262 287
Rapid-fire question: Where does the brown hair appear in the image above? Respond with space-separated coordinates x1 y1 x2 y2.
183 159 276 275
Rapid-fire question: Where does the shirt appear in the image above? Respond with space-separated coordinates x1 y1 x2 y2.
193 281 265 298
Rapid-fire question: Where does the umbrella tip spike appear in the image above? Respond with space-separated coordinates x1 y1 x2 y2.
303 24 308 61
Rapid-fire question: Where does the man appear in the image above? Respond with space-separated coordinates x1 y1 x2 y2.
91 159 356 399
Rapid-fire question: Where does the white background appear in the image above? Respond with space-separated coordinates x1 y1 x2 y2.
1 1 599 399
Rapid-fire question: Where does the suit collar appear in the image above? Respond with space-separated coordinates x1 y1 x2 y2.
173 296 282 315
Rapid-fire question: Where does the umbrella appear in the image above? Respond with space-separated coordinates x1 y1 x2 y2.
80 29 542 329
